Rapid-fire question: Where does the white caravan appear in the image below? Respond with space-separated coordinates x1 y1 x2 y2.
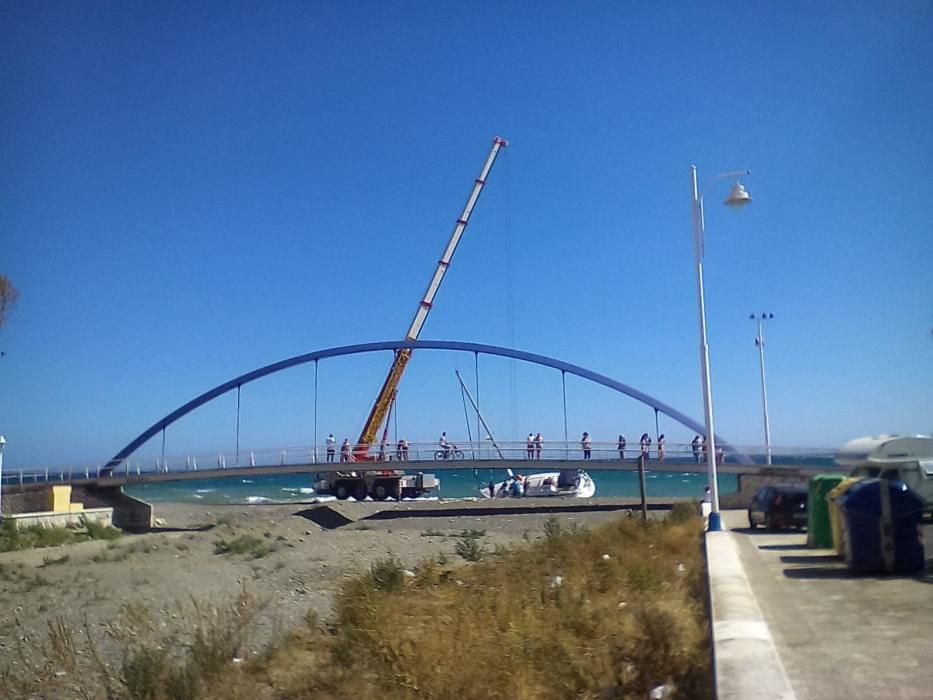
834 435 933 515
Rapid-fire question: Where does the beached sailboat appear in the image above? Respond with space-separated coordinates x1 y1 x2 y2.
486 468 596 499
454 371 596 499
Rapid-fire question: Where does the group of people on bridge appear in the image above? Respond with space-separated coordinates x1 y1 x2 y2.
323 433 413 463
321 430 725 465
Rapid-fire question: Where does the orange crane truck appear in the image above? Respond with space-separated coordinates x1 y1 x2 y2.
313 137 508 500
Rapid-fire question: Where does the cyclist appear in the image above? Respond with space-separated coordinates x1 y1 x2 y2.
439 432 451 458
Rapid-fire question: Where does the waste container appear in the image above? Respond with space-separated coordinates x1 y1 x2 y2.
839 478 926 574
807 473 846 548
827 477 862 556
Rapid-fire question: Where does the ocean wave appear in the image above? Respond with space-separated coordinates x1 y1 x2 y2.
299 487 314 494
196 489 215 493
245 496 272 504
241 479 254 484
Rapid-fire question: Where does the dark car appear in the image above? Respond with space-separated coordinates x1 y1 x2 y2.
748 484 808 530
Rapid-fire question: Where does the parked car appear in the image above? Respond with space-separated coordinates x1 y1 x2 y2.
748 484 808 530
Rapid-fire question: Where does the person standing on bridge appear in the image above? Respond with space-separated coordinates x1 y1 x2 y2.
657 434 666 463
617 434 627 460
581 432 592 460
526 433 534 459
340 438 352 463
640 433 652 461
534 432 543 459
326 434 336 463
691 435 701 463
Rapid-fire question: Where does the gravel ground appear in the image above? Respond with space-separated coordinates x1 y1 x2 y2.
0 497 666 665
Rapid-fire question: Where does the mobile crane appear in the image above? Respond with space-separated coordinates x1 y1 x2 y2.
313 136 508 500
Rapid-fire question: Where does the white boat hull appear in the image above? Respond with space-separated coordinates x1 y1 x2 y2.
484 469 595 499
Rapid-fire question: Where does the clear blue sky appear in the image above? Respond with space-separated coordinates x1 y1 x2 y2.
2 1 932 469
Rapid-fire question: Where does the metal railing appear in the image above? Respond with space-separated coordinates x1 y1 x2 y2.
1 440 838 486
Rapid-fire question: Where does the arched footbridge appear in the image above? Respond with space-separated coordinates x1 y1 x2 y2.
104 339 753 474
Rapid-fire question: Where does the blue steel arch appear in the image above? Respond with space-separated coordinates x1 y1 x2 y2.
104 339 752 472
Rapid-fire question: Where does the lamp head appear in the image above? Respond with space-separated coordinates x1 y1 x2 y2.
0 436 6 447
724 182 752 210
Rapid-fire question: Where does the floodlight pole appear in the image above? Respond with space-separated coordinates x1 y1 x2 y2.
751 313 774 465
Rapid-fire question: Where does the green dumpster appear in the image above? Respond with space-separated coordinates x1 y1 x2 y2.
807 473 846 548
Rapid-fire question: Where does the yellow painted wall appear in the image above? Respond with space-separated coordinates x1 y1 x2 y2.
50 485 73 512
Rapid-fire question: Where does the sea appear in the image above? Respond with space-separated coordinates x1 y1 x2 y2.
124 467 739 505
121 449 843 505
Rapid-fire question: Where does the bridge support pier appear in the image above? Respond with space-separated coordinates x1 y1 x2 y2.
78 486 154 531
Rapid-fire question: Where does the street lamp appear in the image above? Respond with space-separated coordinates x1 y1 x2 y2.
750 313 774 466
0 435 6 522
690 166 752 532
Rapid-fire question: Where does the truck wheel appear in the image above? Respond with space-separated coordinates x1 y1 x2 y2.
335 483 351 500
371 481 391 501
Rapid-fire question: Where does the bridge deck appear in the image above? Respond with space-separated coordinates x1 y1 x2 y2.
5 458 846 490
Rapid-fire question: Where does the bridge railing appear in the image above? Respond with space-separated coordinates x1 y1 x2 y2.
1 441 837 486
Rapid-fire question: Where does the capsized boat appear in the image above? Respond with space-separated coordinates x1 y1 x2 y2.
484 468 596 499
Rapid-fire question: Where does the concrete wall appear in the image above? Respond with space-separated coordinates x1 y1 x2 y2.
1 486 51 516
2 484 153 532
77 486 153 531
7 508 113 529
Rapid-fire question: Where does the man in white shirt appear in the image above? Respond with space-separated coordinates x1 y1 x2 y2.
325 434 336 463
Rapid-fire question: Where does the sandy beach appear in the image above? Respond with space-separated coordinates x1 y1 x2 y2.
0 497 664 667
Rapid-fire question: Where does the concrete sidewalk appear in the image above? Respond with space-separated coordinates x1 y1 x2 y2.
709 509 933 700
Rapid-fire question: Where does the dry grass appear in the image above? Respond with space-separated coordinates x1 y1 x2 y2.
1 510 710 700
264 510 710 699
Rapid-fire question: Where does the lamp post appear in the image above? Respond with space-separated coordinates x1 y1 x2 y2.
750 313 774 465
0 436 6 522
690 166 752 532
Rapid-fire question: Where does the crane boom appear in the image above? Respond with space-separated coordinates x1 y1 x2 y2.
354 137 508 455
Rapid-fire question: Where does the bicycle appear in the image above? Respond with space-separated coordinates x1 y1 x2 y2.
434 447 464 460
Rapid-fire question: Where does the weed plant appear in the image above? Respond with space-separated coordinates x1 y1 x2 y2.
0 590 266 700
214 535 274 559
454 536 484 561
0 517 122 552
2 510 711 699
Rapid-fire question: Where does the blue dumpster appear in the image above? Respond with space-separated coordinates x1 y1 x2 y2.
838 478 925 575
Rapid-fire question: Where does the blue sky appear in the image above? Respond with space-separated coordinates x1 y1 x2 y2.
2 1 932 469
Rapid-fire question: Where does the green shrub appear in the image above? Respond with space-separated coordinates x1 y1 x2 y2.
83 518 122 541
456 528 486 540
543 515 562 539
213 535 273 559
368 555 405 592
454 536 484 562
